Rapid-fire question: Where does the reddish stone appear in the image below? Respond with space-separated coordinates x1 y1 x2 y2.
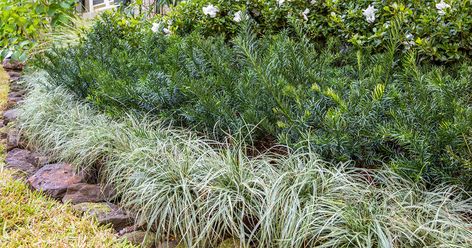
7 96 23 107
27 163 85 199
9 76 20 82
3 108 19 125
8 90 26 98
99 206 134 231
7 70 21 78
6 128 24 150
5 148 37 176
62 183 114 204
6 148 47 167
2 59 24 70
7 148 37 164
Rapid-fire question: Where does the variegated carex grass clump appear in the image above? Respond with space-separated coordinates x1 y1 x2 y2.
17 72 472 247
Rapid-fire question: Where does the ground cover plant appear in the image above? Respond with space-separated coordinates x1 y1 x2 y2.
16 72 472 247
37 13 472 189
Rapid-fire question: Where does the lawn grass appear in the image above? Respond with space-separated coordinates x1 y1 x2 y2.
0 67 135 248
0 67 8 111
0 170 135 248
0 66 9 162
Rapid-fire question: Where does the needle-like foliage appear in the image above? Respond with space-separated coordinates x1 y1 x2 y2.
35 14 472 189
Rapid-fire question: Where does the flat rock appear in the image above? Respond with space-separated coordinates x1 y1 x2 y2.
73 202 134 231
9 76 20 82
7 96 23 107
5 148 38 176
6 148 46 166
2 59 24 70
121 231 156 248
3 109 19 124
27 163 84 199
8 90 26 98
6 128 24 150
7 148 49 167
99 207 134 231
7 70 21 78
62 183 113 204
7 148 37 164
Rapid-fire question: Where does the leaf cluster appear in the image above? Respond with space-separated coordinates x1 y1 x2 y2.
0 0 76 62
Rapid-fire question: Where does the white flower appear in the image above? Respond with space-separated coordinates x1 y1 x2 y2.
310 0 317 4
202 4 219 18
362 5 377 24
277 0 285 6
403 40 416 50
405 33 414 40
234 11 243 22
163 27 171 35
436 0 450 15
151 22 161 33
302 8 310 21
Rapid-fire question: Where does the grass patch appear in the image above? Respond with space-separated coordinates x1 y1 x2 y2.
0 67 9 162
16 72 472 247
0 68 8 111
0 169 135 247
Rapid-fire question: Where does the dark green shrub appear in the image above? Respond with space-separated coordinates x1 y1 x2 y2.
37 13 472 189
161 0 472 62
